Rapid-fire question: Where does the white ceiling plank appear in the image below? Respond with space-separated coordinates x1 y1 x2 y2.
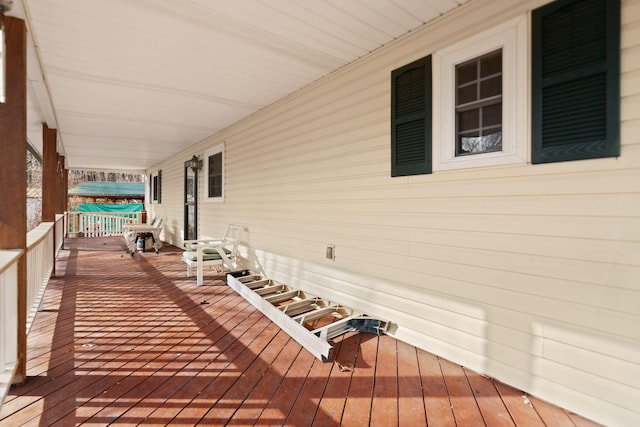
390 0 442 23
14 0 469 171
190 0 367 61
426 0 465 14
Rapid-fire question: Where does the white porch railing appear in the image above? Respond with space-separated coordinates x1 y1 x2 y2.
25 222 55 334
67 211 141 237
0 250 22 406
0 213 66 408
56 213 65 256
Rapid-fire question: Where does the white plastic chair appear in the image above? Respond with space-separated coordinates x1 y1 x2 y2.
182 224 243 286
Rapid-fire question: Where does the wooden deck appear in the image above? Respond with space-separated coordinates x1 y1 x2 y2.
0 237 600 426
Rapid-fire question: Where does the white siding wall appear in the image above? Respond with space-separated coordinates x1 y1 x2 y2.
148 0 640 425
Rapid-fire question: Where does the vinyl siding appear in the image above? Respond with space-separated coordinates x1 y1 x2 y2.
148 0 640 425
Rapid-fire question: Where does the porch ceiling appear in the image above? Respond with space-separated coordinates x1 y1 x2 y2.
9 0 469 172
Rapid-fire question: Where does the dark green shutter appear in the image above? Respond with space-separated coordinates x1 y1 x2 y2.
391 55 432 176
532 0 620 164
158 169 162 204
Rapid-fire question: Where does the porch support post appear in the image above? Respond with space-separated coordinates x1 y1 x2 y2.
63 165 68 235
59 155 68 213
0 14 28 384
42 124 57 222
50 154 66 276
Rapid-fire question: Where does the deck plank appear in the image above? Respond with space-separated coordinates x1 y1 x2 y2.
0 237 603 427
464 368 515 427
164 316 278 424
38 282 242 423
370 334 398 426
285 345 335 426
313 332 361 426
129 308 266 423
226 337 302 424
397 340 427 427
528 395 582 427
417 351 456 427
494 381 546 427
569 412 604 427
199 329 291 424
340 333 379 427
439 357 486 426
254 343 316 425
121 300 266 425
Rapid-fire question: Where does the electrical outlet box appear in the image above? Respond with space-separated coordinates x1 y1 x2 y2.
325 245 335 260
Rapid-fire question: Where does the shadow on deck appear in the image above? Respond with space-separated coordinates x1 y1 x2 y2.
0 237 600 426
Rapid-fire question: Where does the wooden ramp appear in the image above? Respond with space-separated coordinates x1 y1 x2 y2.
227 272 389 361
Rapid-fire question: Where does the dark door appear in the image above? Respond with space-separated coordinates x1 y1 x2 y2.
184 163 197 240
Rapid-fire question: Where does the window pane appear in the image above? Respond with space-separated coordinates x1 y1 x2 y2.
208 154 217 173
207 152 222 198
455 49 503 157
186 176 195 203
458 109 479 132
480 76 502 98
458 131 502 155
210 176 222 198
210 152 222 174
457 61 477 85
208 176 221 198
152 176 158 201
186 205 196 240
457 84 477 105
480 51 502 77
483 103 502 126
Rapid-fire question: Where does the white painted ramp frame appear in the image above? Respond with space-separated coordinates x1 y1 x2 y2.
226 273 389 361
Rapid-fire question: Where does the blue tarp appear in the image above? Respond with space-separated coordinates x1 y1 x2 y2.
76 203 143 213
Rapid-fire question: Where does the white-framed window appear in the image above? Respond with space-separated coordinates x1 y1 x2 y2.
204 144 224 202
433 16 527 171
